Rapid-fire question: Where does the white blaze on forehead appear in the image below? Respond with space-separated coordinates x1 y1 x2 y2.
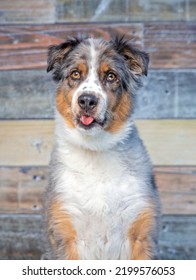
72 39 107 113
82 39 104 96
89 39 97 71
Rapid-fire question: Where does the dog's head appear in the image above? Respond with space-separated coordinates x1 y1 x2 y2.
47 35 148 148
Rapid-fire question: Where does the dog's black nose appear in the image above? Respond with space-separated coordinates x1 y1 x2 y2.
78 94 98 111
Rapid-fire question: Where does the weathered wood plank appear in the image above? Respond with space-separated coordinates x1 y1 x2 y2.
0 166 195 215
177 72 196 117
0 70 55 119
0 214 195 259
0 120 54 166
137 120 196 166
0 167 45 214
0 22 196 70
0 0 190 24
126 0 187 22
56 0 187 22
0 0 56 24
154 166 196 215
189 0 196 20
136 70 196 119
1 70 196 119
0 120 196 166
0 23 142 70
144 22 196 68
0 214 44 260
159 215 196 260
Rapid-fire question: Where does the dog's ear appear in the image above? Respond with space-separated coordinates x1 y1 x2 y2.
112 35 149 76
47 37 81 81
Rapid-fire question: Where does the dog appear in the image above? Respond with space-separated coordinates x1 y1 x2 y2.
45 34 160 260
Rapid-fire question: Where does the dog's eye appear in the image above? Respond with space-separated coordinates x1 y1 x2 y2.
71 70 81 80
106 72 117 82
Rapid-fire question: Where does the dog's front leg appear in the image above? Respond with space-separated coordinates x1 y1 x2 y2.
47 200 79 260
128 208 158 260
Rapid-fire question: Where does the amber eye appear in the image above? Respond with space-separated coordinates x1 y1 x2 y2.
106 72 117 82
71 70 81 80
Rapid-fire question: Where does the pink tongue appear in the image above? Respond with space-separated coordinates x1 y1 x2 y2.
81 115 94 126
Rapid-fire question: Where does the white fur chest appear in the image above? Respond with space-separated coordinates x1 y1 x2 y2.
54 144 148 259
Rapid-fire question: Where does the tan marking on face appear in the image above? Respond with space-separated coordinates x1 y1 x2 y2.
128 208 156 260
100 62 110 79
56 86 75 128
77 62 88 77
106 92 132 133
48 200 79 260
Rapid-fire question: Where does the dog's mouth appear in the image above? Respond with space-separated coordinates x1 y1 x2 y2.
77 114 106 129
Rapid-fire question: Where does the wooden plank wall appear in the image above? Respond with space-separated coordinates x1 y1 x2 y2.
0 0 196 260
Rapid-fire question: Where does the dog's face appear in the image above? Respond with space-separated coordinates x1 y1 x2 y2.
47 36 149 135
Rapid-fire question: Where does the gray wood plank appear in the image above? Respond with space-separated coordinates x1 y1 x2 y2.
135 71 176 119
1 70 196 119
0 0 56 24
0 214 44 260
0 214 195 259
189 0 196 20
0 70 55 119
0 0 192 24
56 0 187 22
177 72 196 118
159 215 196 260
136 70 196 119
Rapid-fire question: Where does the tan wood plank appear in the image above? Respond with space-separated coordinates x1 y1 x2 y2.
0 214 195 259
0 166 195 215
137 120 196 166
0 120 195 166
0 120 54 166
